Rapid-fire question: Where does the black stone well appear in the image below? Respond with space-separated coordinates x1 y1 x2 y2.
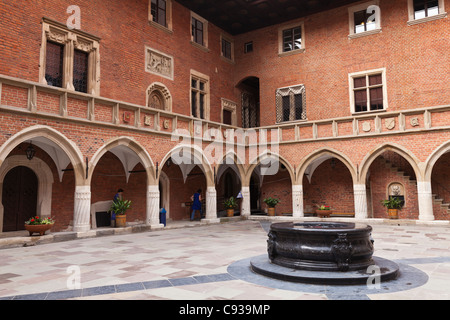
250 221 399 285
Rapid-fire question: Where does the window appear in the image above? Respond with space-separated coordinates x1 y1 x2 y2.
414 0 439 19
45 41 64 88
275 85 306 123
146 82 172 111
39 18 100 95
348 1 381 38
190 12 208 49
151 0 167 27
349 69 387 113
221 38 232 60
354 10 377 33
407 0 446 24
244 41 253 53
221 98 237 126
278 22 305 56
282 27 302 52
73 49 88 93
220 34 234 62
190 70 209 120
192 18 203 45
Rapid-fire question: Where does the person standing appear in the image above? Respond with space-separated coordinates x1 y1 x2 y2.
190 189 203 221
111 188 124 227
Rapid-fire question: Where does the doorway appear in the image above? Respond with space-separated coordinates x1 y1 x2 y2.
2 166 38 232
238 77 260 128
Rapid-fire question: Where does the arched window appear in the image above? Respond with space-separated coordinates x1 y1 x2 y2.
146 82 172 112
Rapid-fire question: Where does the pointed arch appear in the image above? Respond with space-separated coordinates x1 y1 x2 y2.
424 140 450 181
216 151 246 186
159 144 215 187
359 143 421 183
296 148 357 185
0 125 85 185
146 82 172 112
88 136 156 185
245 150 295 187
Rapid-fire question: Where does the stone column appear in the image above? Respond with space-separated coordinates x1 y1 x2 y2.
73 185 91 232
417 181 435 221
240 186 251 218
202 186 220 223
354 184 368 219
147 185 164 228
292 184 304 218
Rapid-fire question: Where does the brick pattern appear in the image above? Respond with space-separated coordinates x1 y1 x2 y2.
0 0 449 231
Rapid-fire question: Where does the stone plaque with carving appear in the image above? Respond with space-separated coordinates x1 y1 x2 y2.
385 118 396 130
145 46 174 80
144 115 152 126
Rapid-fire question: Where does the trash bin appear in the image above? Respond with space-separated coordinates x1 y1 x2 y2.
159 208 166 227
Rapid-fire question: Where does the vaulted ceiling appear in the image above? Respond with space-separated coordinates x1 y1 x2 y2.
176 0 361 35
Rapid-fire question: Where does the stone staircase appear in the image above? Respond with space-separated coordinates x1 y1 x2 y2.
381 157 450 215
432 194 450 215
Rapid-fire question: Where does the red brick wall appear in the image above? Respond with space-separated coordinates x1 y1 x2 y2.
0 0 449 227
234 0 450 126
0 0 236 123
260 169 292 215
302 159 355 214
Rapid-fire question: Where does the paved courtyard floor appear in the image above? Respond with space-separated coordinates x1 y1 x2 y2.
0 219 449 303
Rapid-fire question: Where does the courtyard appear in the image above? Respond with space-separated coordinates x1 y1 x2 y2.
0 218 449 302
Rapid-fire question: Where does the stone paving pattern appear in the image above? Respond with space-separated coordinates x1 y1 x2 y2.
0 219 449 300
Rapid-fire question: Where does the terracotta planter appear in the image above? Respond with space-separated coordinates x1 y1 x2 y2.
315 210 332 218
25 224 54 236
226 209 234 217
388 209 398 219
268 207 276 216
115 215 126 227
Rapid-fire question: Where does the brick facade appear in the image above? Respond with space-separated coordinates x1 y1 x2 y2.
0 0 449 232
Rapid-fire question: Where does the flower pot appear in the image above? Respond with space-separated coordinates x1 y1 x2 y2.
115 215 126 228
315 210 332 218
226 209 234 217
268 207 276 216
25 224 54 236
388 209 398 219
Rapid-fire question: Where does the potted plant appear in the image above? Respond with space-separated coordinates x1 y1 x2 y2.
381 197 403 219
24 216 55 236
110 199 132 227
263 197 280 216
315 205 332 218
223 196 238 217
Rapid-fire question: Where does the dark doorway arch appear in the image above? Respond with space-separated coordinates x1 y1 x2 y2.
2 166 38 232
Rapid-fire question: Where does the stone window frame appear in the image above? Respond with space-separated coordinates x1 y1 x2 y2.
348 0 382 39
221 98 237 126
190 69 210 120
190 12 209 52
148 0 173 33
39 18 100 95
275 84 307 123
407 0 447 25
220 33 235 63
278 21 305 57
146 82 172 112
348 68 388 114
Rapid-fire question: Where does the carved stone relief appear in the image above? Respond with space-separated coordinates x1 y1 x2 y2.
145 47 174 80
